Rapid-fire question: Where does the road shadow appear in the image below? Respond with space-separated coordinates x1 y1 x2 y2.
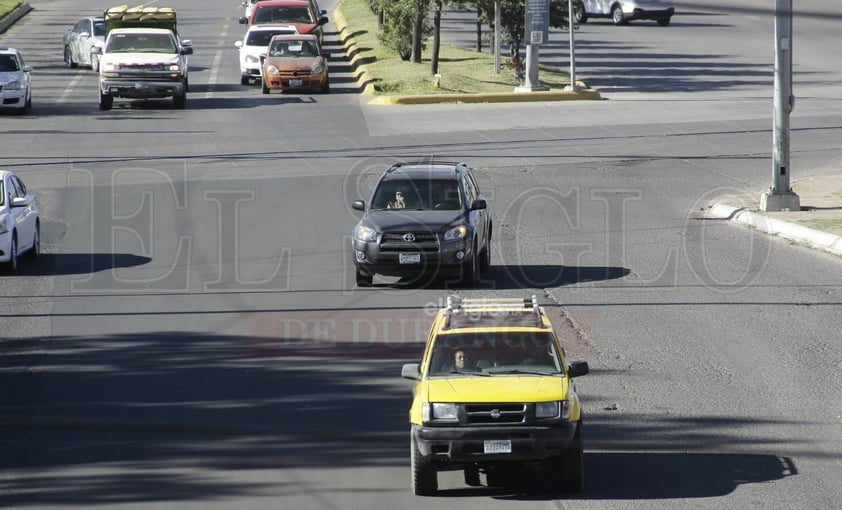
11 253 152 277
0 330 801 505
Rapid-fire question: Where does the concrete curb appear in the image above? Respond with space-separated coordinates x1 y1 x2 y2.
0 2 32 34
332 2 602 105
710 202 842 257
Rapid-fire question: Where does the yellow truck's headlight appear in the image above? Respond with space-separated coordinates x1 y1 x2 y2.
422 403 458 423
536 401 561 419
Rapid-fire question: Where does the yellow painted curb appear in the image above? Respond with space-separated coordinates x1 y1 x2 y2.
367 88 602 105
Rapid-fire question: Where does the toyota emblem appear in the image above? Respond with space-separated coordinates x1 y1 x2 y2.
490 409 501 419
403 233 416 242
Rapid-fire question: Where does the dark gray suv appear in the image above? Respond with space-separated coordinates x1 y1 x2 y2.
351 162 492 287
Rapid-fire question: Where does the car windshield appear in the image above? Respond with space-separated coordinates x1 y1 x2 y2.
0 54 20 72
247 30 295 46
371 178 462 211
254 6 314 24
93 21 106 37
107 33 177 53
427 332 562 376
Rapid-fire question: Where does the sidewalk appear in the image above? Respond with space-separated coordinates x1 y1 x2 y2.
709 176 842 258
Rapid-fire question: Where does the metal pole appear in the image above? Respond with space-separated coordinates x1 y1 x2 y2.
762 0 800 211
567 0 576 90
494 1 501 74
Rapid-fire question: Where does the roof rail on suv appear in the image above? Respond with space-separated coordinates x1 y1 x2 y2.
443 294 545 329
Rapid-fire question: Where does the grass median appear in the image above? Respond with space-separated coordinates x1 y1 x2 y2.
335 0 574 96
0 1 21 20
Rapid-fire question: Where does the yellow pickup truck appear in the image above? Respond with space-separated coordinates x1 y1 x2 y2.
401 296 590 495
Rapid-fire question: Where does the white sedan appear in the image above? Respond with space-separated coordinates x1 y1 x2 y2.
1 170 40 273
0 47 33 115
235 24 298 85
63 16 107 71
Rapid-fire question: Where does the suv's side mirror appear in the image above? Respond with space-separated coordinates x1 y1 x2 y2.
401 363 421 381
471 198 487 211
239 17 248 24
11 196 31 208
568 361 589 378
180 46 193 55
319 16 329 26
91 46 102 55
352 200 366 211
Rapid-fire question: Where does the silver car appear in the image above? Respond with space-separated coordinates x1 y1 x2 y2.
63 16 106 71
0 47 32 115
0 170 40 273
575 0 675 26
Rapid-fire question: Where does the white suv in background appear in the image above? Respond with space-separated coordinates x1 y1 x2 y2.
235 24 298 85
575 0 675 26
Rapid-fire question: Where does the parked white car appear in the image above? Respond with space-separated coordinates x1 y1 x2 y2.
235 24 298 85
0 47 32 115
0 170 40 273
63 16 107 71
575 0 675 26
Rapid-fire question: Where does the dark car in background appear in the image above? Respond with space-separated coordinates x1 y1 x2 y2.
351 162 492 287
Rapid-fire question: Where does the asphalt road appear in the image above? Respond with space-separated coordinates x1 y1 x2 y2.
2 0 842 508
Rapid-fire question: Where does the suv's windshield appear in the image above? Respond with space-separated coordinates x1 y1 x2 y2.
428 331 562 375
107 34 177 53
371 178 462 211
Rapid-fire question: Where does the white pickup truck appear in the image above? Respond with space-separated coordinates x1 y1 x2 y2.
92 6 193 110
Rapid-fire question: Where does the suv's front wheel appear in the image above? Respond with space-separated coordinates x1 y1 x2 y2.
355 268 373 287
411 433 437 495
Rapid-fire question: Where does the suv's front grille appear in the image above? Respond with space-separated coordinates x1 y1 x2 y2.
463 403 527 425
380 231 439 252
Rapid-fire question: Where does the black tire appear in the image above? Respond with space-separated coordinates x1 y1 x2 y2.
173 91 186 109
611 4 627 25
464 466 481 487
355 268 373 287
575 1 588 23
479 230 491 273
321 76 330 94
461 241 479 286
486 467 507 487
4 235 18 274
657 16 671 26
64 46 77 68
241 75 251 85
411 433 437 495
558 424 585 493
25 222 40 260
99 91 113 111
262 80 270 94
17 97 29 116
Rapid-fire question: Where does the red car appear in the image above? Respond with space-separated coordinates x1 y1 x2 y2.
238 0 328 43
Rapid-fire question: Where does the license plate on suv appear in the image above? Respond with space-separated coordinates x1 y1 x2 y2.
399 253 421 264
289 79 303 87
483 440 512 454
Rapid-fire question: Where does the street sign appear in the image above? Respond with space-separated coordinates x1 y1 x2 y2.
525 0 550 45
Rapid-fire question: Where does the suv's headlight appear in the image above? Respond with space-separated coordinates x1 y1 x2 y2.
443 225 467 241
267 65 280 75
0 218 9 234
355 225 377 243
536 401 561 419
5 80 21 91
422 403 458 423
245 54 259 63
311 64 324 75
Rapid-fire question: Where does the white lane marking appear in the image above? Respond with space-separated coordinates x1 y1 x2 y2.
57 72 85 104
205 19 231 99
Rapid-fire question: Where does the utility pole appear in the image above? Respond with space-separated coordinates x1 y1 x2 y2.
565 0 576 91
761 0 800 211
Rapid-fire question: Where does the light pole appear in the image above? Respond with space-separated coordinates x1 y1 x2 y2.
566 0 576 91
761 0 800 212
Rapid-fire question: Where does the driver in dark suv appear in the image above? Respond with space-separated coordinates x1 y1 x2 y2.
351 161 493 287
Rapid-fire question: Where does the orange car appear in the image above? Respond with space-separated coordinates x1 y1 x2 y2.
260 34 329 94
